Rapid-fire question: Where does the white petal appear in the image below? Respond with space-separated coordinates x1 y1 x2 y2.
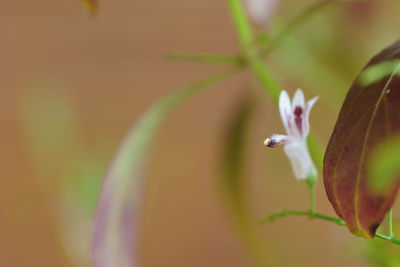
306 96 319 112
287 88 305 139
283 141 312 180
279 90 292 135
292 88 305 110
303 96 319 137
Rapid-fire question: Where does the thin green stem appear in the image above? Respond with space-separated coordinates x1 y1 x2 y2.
375 232 400 245
306 167 318 215
389 208 393 237
259 210 346 226
260 209 400 246
227 0 281 102
227 0 254 48
309 183 316 215
261 0 367 56
167 53 242 65
247 58 281 102
172 1 367 66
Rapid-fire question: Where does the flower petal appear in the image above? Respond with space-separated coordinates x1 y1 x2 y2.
279 90 292 135
306 96 319 112
283 141 311 180
290 89 306 138
292 88 305 110
304 96 319 137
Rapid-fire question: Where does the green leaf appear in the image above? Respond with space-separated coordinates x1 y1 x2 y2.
324 40 400 238
92 68 239 267
220 94 270 266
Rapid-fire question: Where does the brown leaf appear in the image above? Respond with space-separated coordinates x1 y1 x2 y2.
324 40 400 238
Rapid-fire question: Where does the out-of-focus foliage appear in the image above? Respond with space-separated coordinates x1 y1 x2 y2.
10 0 400 266
364 222 400 267
19 86 105 267
324 40 400 239
220 93 271 266
92 69 239 267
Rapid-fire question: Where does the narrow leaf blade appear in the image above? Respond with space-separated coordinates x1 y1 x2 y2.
92 69 238 267
220 95 270 266
324 40 400 238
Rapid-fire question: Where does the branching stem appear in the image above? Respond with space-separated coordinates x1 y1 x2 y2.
260 209 400 246
259 210 345 226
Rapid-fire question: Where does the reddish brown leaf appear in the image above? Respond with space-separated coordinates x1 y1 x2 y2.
324 40 400 238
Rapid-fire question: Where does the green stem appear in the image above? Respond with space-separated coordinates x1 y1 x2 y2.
260 0 367 56
227 0 281 102
247 58 281 102
260 209 400 246
173 1 368 66
306 168 318 215
259 210 345 226
389 208 393 237
227 0 254 48
309 183 316 215
375 232 400 245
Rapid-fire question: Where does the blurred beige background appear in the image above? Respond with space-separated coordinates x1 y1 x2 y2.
1 0 399 266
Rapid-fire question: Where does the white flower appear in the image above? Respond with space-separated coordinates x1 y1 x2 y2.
264 89 318 180
244 0 278 27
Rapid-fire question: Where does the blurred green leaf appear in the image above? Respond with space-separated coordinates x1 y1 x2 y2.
359 59 400 87
20 88 80 160
221 96 253 215
19 86 93 267
220 94 270 266
92 68 240 267
364 221 400 266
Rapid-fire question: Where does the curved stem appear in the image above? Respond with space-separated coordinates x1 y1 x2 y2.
174 0 369 66
260 209 400 246
259 210 345 226
261 0 367 56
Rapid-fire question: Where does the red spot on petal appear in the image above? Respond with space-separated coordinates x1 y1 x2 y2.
294 106 303 116
294 106 303 135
